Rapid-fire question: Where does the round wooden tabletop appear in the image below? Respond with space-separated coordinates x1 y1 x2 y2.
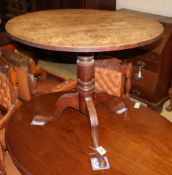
6 92 172 175
6 9 163 52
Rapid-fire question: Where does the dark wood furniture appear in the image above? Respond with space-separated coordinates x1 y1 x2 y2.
0 0 7 32
2 0 116 21
33 0 116 11
6 92 172 175
0 0 35 32
5 9 163 167
116 9 172 111
6 0 34 18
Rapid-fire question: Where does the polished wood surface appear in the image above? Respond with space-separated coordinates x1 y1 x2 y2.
6 9 163 52
6 92 172 175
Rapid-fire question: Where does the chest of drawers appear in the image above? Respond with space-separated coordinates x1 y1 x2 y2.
116 9 172 111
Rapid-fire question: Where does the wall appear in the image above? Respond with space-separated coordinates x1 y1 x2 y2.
117 0 172 17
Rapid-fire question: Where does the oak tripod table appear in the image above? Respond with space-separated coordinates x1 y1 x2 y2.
6 9 163 168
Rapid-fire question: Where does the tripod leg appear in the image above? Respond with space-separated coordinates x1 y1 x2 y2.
33 92 79 122
85 97 107 168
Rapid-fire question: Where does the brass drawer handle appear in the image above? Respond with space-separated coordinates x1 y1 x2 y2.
134 60 146 80
134 69 144 80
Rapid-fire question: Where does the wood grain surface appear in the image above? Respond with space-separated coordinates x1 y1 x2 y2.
6 92 172 175
6 9 163 52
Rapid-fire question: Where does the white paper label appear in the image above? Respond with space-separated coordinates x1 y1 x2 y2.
134 102 141 109
96 146 107 156
116 107 128 114
31 120 46 126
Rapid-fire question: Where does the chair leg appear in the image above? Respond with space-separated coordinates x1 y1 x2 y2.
166 88 172 112
0 142 6 175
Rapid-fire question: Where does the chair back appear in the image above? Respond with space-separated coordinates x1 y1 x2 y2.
0 58 18 112
0 48 32 101
94 59 132 99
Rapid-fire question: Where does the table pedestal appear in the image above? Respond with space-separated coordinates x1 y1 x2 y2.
34 55 108 167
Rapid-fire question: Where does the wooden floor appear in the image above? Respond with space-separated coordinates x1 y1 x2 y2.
6 92 172 175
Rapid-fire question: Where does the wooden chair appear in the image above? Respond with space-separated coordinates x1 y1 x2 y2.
95 59 131 97
0 57 21 174
0 59 20 129
0 48 73 101
94 59 132 113
0 48 31 101
166 87 172 111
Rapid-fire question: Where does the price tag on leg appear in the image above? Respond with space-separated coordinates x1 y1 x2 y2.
31 120 46 126
96 146 107 156
134 102 140 109
115 107 128 114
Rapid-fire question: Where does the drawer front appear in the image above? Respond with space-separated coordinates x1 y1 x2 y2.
85 0 99 8
85 0 116 10
130 67 159 102
59 0 84 8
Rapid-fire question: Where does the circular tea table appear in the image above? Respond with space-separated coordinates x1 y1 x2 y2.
5 9 164 168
